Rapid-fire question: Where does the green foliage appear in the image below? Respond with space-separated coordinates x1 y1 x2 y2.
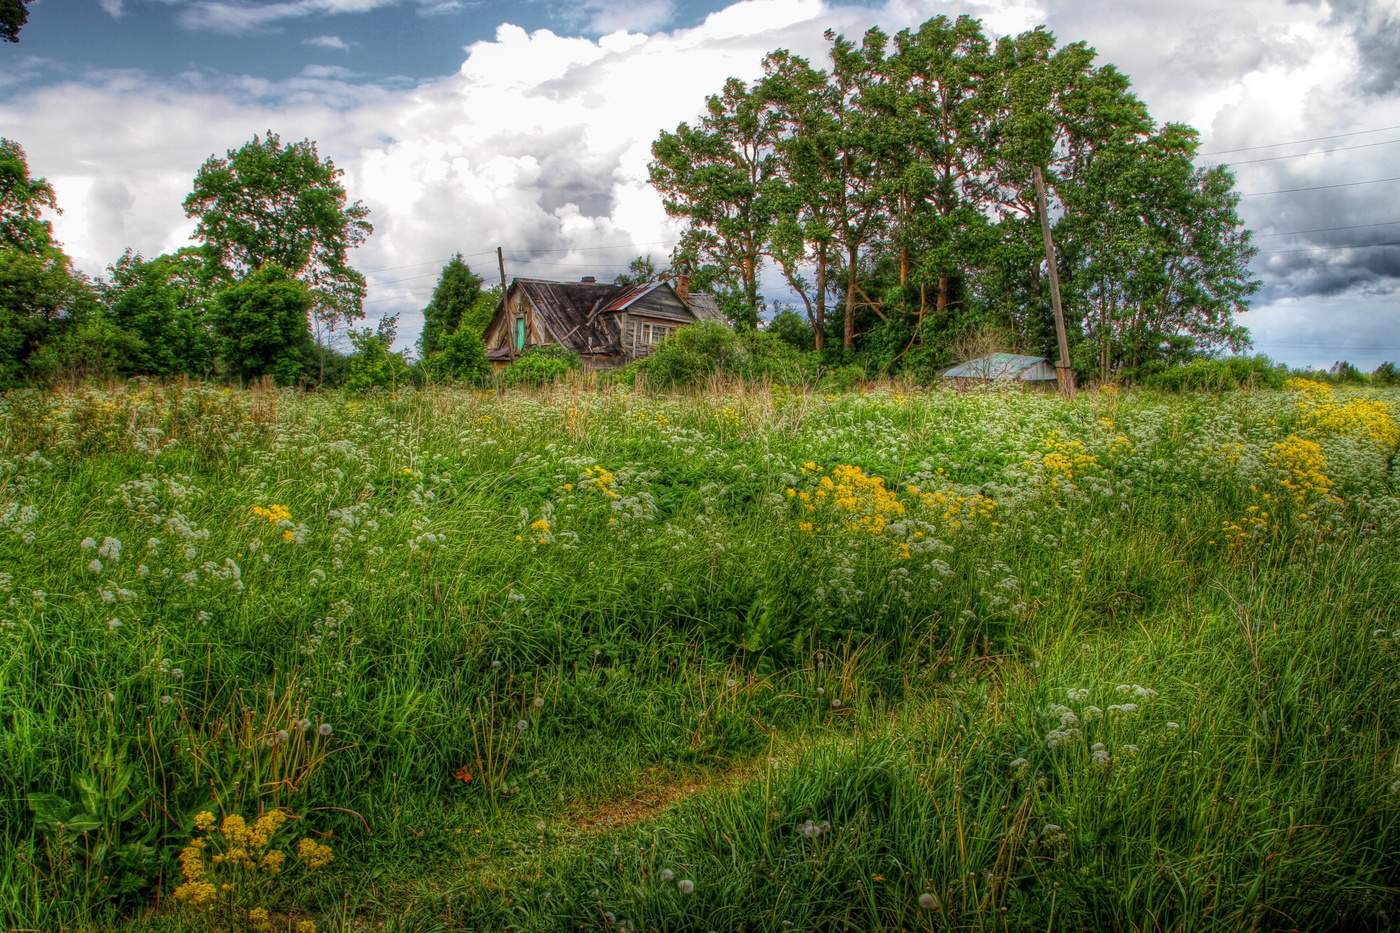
0 0 30 42
767 308 814 351
209 265 313 384
183 131 372 331
655 16 1258 372
423 325 489 385
1373 362 1400 386
613 255 665 286
635 320 811 389
26 314 143 384
345 314 410 393
0 138 57 254
0 245 98 387
498 345 578 387
103 249 215 378
419 254 485 355
1142 355 1287 392
1329 360 1367 384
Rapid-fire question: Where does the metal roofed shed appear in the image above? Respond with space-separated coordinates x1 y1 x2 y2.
943 353 1058 383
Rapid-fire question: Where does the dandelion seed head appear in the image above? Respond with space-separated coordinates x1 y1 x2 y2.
677 879 695 895
318 723 333 736
918 892 937 909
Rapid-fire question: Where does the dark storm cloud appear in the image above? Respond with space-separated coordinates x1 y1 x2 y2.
1323 0 1400 95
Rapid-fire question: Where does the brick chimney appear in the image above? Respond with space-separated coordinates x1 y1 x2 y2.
676 273 690 303
581 275 597 284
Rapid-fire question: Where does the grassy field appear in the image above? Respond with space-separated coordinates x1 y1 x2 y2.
1 379 1398 931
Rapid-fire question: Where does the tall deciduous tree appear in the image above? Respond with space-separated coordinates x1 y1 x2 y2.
650 78 779 328
652 15 1258 376
1 137 58 254
0 138 97 385
419 254 484 355
183 131 372 356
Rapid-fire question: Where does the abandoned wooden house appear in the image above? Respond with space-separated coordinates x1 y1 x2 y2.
484 275 725 369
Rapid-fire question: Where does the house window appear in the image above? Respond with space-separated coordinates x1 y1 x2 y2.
639 322 673 347
515 317 526 351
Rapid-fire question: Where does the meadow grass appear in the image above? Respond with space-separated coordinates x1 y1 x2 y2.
0 378 1396 931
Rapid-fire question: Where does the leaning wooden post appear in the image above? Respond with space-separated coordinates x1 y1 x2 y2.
497 246 513 359
1032 165 1075 398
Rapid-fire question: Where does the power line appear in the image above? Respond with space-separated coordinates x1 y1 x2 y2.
1201 123 1400 156
1257 240 1400 256
1255 219 1400 238
1221 136 1400 167
1257 342 1400 351
1241 175 1400 196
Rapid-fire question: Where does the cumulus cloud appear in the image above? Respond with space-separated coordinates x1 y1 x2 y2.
4 0 1400 360
97 0 126 18
303 34 353 51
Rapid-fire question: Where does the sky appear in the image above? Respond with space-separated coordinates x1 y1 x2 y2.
2 0 1400 369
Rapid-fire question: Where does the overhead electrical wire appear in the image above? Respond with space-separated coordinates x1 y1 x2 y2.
1200 122 1400 155
1240 175 1400 196
1220 136 1400 166
1254 219 1400 238
1256 240 1400 256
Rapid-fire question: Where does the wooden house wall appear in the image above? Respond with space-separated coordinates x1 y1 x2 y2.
485 290 550 354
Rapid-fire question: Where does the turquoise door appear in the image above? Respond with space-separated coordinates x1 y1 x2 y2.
515 317 526 351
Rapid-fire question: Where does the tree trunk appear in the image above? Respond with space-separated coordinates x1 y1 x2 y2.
844 245 857 351
814 251 826 351
936 276 949 316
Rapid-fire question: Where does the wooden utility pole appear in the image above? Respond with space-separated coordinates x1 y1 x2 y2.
497 246 513 359
1032 165 1075 398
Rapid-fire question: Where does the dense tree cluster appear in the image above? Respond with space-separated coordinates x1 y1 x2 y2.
650 16 1261 380
0 133 390 387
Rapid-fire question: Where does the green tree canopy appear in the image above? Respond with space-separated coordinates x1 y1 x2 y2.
654 15 1258 377
0 0 31 43
1 138 58 255
209 265 314 384
183 131 372 338
104 249 216 377
419 254 484 355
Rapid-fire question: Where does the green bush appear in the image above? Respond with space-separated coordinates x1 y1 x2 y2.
422 326 489 385
818 362 867 392
345 316 411 393
498 346 578 387
1373 362 1400 386
1143 355 1287 392
637 322 813 390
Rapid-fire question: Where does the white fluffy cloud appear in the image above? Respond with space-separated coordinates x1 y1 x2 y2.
5 0 1400 361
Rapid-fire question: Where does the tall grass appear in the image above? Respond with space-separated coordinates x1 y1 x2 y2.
0 379 1395 930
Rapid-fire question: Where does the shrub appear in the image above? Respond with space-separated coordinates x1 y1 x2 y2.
499 346 578 387
637 322 813 390
344 316 410 392
767 308 814 351
1373 362 1400 386
423 326 489 385
1144 355 1287 392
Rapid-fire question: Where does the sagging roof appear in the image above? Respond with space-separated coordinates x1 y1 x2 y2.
942 353 1057 381
505 278 720 356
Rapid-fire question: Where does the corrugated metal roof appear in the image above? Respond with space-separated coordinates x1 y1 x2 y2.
943 353 1056 380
